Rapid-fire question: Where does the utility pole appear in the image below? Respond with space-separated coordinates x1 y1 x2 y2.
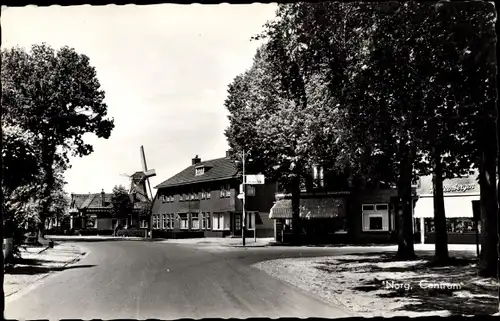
242 149 246 247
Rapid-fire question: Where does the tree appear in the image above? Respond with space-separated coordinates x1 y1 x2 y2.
1 122 41 249
254 2 418 257
1 44 115 238
225 40 339 243
111 185 133 220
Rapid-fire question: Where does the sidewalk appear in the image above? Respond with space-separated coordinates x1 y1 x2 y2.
160 237 275 248
4 243 86 298
45 235 146 242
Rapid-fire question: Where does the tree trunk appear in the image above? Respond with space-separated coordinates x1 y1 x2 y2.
396 141 416 259
0 184 5 316
432 146 449 264
38 151 55 242
479 119 498 277
291 175 301 245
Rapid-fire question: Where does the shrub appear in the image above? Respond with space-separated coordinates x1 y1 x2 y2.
116 228 147 237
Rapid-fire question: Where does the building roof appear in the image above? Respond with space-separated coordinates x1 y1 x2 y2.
71 193 113 210
155 157 240 189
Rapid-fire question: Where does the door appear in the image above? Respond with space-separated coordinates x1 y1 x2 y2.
234 213 242 235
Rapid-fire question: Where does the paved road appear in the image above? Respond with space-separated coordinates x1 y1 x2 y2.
5 241 371 320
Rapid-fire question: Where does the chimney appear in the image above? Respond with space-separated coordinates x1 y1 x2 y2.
226 149 233 158
101 189 105 206
192 155 201 165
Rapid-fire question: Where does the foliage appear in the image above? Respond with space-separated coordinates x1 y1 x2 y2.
111 185 133 218
1 43 115 234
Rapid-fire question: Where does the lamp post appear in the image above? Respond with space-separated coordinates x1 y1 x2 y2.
242 149 246 247
236 149 252 247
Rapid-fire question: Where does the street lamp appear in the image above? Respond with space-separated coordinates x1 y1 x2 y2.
235 149 252 247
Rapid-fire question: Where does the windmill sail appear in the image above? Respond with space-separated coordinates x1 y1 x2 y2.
140 145 155 201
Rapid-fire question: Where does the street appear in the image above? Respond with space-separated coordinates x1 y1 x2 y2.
5 241 359 320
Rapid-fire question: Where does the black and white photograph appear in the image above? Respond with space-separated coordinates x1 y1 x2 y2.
2 1 500 319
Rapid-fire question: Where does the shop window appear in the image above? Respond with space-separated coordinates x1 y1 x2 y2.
362 203 389 232
369 217 383 230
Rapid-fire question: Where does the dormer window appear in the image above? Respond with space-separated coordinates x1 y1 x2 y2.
195 166 205 176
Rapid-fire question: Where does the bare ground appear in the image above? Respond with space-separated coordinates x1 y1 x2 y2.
252 252 498 317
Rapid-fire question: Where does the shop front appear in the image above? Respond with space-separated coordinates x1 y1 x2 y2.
269 194 347 244
414 173 481 244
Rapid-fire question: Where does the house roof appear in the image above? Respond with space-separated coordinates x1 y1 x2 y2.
155 157 240 189
71 193 113 209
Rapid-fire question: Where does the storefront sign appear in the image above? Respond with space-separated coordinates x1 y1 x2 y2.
429 184 476 194
417 172 480 195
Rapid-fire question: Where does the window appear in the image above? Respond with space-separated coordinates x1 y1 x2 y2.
362 204 375 211
220 184 231 198
201 190 206 199
362 203 389 232
246 212 254 229
152 215 158 229
313 165 325 187
246 185 256 197
161 195 166 203
162 214 168 229
369 217 383 230
206 213 211 230
206 189 211 199
195 167 205 176
190 193 195 200
179 214 188 229
140 220 148 228
191 213 199 230
179 194 184 202
212 213 222 230
168 214 174 229
169 196 174 202
201 213 206 229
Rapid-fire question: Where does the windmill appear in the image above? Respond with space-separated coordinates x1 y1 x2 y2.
120 146 156 202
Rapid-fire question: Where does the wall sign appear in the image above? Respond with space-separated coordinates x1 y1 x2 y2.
417 172 480 195
429 184 476 194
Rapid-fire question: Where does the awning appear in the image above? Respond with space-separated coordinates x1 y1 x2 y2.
414 195 479 218
269 198 346 219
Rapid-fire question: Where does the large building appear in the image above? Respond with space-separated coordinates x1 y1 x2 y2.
150 151 276 238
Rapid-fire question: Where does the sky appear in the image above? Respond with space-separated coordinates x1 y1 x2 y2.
2 4 278 197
